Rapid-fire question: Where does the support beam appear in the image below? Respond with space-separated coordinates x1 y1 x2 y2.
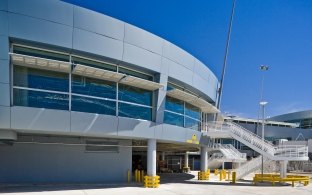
200 146 208 172
184 151 189 168
147 139 157 176
280 160 288 178
161 151 165 161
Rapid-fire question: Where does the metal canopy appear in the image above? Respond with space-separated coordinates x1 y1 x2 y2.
73 64 125 82
10 53 71 73
120 75 163 91
167 88 220 113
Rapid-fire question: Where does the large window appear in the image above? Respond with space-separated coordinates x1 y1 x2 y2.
14 66 69 92
118 84 152 106
72 75 116 99
11 45 156 121
164 96 201 131
12 46 70 110
118 102 152 120
71 95 115 115
13 88 69 110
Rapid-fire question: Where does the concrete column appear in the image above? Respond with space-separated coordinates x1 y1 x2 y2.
222 162 225 170
280 160 288 178
147 139 157 176
200 146 208 172
184 151 189 168
161 151 165 161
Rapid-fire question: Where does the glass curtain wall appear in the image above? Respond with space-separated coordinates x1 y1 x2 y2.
12 45 153 121
164 96 201 131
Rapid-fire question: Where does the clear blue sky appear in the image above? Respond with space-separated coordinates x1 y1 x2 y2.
64 0 312 119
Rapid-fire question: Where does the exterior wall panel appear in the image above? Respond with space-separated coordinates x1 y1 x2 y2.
167 58 193 86
70 111 118 136
118 117 155 139
0 11 8 36
163 41 195 71
11 107 70 133
8 13 73 48
73 28 123 60
0 59 9 84
124 23 163 55
8 0 73 26
0 140 131 183
0 35 8 60
0 83 9 106
74 6 124 40
0 106 10 129
194 59 211 81
161 124 187 142
123 43 161 72
0 0 7 11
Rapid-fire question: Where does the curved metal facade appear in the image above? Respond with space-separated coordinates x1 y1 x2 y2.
0 0 222 183
270 110 312 129
0 0 219 144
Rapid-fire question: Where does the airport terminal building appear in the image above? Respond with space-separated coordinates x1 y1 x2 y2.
0 0 219 183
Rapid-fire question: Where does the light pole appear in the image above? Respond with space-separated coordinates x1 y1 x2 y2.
216 0 236 112
260 101 268 180
258 64 269 181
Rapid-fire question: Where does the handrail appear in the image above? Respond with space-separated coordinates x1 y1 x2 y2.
236 156 269 179
202 121 308 159
211 144 247 161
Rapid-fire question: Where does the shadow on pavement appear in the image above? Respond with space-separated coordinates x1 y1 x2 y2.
0 173 294 193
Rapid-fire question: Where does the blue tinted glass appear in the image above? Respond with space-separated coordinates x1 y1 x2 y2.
118 84 152 106
164 111 184 127
185 117 200 131
13 46 69 62
185 103 200 120
72 96 116 115
13 88 69 110
119 67 153 81
14 66 69 92
165 96 184 114
72 76 116 99
118 102 152 120
72 57 116 72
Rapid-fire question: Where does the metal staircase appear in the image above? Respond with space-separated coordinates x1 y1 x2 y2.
202 121 309 179
235 156 269 179
211 143 247 162
202 121 309 161
208 144 247 169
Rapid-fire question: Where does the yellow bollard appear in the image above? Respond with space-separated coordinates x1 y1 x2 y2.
141 170 144 183
127 170 131 183
232 171 236 184
134 169 138 182
138 170 141 183
219 171 223 181
227 170 231 181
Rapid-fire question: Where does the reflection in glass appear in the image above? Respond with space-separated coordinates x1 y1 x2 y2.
118 84 152 106
13 46 69 62
72 75 116 99
164 111 184 127
72 57 116 71
185 117 200 131
118 102 152 120
119 67 153 81
165 96 184 114
185 103 200 120
14 66 69 92
71 95 116 115
13 88 69 110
